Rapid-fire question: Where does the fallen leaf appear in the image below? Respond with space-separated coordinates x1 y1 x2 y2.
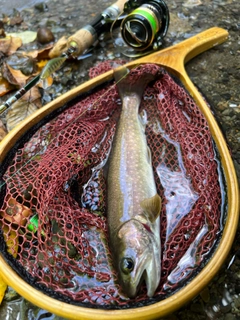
6 98 39 131
24 85 41 102
8 31 37 44
0 36 11 54
27 43 53 60
2 225 18 258
0 36 22 55
6 52 37 75
0 28 6 38
1 196 32 226
0 77 15 96
36 59 48 69
2 16 10 24
0 119 7 141
7 37 22 55
9 16 23 26
2 62 29 86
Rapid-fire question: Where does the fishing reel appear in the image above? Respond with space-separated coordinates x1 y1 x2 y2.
120 0 169 56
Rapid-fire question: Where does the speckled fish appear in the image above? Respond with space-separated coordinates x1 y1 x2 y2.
107 67 162 298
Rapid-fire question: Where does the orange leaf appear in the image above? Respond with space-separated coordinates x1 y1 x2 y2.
0 37 11 54
7 36 22 56
27 43 53 60
0 120 7 142
38 76 53 89
0 77 15 96
23 85 41 102
37 59 48 69
0 36 22 56
2 62 29 87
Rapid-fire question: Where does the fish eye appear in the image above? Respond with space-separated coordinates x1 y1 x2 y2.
120 257 134 274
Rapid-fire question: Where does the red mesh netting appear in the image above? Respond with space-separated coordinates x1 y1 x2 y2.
0 63 224 308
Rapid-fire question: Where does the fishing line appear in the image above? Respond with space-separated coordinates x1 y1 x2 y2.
0 66 131 190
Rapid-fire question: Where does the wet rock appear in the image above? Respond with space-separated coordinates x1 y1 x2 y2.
217 101 229 111
34 2 48 12
36 27 55 44
224 314 237 320
3 287 20 302
234 296 240 309
190 302 204 313
200 288 210 303
6 52 37 75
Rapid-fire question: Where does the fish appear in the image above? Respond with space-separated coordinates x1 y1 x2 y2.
107 66 162 298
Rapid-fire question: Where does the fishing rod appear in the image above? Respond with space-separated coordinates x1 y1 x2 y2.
0 0 127 115
0 0 170 115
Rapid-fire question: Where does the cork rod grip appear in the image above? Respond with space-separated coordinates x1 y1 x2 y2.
67 0 127 56
67 28 96 56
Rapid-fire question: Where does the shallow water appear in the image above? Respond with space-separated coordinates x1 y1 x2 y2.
0 0 44 15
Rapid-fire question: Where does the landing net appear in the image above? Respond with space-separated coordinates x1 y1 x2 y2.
0 62 224 308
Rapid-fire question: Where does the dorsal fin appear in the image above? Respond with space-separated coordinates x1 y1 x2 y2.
140 194 162 223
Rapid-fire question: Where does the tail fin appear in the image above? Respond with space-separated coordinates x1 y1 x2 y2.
114 66 158 100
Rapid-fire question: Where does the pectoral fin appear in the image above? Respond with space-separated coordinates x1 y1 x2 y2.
140 194 162 222
147 146 152 164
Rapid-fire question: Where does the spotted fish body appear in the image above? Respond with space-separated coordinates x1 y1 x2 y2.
107 67 162 298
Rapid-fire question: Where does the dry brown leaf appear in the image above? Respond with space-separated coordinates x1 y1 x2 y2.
24 50 38 59
9 15 23 26
27 44 53 60
49 36 67 58
2 17 10 24
23 85 41 102
0 36 22 55
6 95 41 131
7 37 22 55
0 28 6 37
0 77 15 96
0 120 7 141
0 37 11 54
2 62 29 86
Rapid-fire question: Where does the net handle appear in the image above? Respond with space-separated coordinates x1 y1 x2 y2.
133 26 229 74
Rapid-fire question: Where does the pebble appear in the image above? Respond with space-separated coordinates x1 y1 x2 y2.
200 288 210 303
233 296 240 309
224 314 237 320
34 2 49 12
217 101 228 111
36 27 55 44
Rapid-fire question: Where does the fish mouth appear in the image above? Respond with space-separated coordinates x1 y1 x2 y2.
144 257 161 298
123 250 161 298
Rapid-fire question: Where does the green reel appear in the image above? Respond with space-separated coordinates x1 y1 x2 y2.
121 0 169 52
